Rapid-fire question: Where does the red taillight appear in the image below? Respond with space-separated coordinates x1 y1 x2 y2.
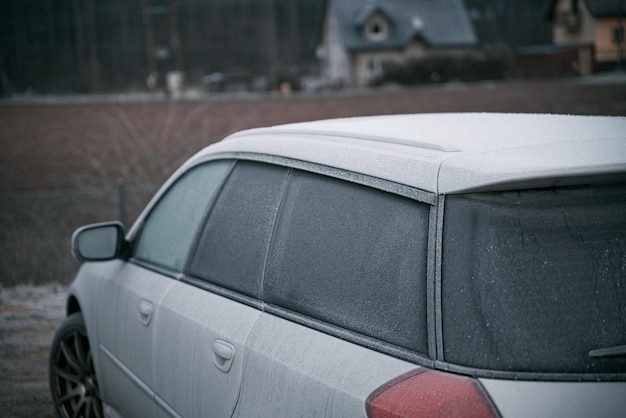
366 369 500 418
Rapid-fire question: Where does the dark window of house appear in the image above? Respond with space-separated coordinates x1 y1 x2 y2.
442 184 626 375
365 17 389 41
265 170 430 353
613 26 624 44
188 161 288 298
367 58 382 72
134 160 231 272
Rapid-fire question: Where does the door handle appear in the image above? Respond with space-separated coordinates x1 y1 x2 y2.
212 340 235 373
138 300 153 326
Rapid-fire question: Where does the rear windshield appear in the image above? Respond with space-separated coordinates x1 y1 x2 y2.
442 184 626 376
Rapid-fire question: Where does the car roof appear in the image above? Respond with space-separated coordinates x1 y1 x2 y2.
196 113 626 194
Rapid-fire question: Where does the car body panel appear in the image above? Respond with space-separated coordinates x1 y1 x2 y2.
438 136 626 193
234 312 418 417
480 379 626 418
200 113 626 194
96 262 175 417
152 281 260 418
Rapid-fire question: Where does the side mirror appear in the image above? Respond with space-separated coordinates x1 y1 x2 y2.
72 221 126 262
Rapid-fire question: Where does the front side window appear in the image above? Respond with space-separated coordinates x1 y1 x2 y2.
442 184 626 376
134 160 231 272
265 171 430 352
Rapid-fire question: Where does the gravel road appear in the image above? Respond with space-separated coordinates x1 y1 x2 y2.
0 284 67 418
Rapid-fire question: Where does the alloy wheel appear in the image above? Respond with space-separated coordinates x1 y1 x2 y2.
50 321 102 418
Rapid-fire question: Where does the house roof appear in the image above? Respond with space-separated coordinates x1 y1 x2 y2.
546 0 625 19
193 113 626 194
328 0 477 52
584 0 626 17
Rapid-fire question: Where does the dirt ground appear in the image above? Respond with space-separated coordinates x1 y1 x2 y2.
0 285 65 418
0 77 625 417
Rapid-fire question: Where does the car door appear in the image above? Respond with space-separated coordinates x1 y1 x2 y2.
151 283 261 418
151 160 289 418
96 263 174 417
96 159 232 417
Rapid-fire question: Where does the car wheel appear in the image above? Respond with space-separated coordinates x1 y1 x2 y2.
49 312 103 418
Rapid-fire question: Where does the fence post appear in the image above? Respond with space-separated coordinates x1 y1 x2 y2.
117 178 126 227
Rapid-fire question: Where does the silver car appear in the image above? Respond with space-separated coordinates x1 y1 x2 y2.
49 113 626 418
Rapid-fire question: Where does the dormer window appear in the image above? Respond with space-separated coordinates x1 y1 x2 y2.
411 16 424 31
364 15 389 41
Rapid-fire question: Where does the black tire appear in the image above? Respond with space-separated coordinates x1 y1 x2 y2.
49 312 103 418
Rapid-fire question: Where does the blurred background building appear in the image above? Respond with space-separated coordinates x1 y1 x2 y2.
546 0 626 73
0 0 623 95
317 0 478 87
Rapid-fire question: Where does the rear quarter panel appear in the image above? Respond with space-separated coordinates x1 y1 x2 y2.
234 312 418 417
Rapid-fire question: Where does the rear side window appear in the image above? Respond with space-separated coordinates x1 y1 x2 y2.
188 161 288 298
442 184 626 375
265 170 430 353
134 160 231 272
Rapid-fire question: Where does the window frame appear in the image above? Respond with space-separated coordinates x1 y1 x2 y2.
435 187 626 382
179 152 439 367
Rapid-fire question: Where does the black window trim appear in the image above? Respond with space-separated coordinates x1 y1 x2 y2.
264 303 437 369
182 275 265 311
434 194 445 362
128 257 184 280
435 360 626 382
429 195 443 361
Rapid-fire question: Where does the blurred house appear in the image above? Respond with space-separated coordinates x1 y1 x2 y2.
317 0 477 87
546 0 626 73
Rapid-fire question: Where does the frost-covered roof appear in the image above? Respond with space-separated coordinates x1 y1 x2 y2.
328 0 477 51
199 113 626 194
